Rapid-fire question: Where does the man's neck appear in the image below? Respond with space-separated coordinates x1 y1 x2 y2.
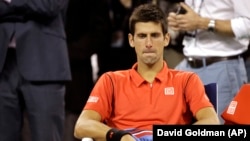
137 60 164 83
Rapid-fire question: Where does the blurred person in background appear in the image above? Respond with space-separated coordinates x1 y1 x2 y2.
0 0 71 141
168 0 250 123
243 43 250 82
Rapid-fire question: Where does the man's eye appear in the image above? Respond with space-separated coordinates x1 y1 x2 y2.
151 33 160 38
138 34 146 38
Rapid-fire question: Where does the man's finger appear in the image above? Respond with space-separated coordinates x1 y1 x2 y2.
179 2 192 13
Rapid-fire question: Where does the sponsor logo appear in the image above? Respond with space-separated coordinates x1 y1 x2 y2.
87 96 99 103
164 87 174 95
227 101 237 115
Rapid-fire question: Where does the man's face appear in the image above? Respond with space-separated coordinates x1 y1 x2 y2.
128 22 170 65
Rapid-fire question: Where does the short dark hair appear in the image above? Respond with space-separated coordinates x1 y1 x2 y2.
129 3 168 35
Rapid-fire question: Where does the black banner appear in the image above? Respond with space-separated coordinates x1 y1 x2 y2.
153 125 250 140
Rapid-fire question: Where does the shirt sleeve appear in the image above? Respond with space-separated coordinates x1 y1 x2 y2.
84 72 114 122
184 73 214 116
231 0 250 39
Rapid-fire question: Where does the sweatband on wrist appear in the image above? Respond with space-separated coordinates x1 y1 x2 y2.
106 128 132 141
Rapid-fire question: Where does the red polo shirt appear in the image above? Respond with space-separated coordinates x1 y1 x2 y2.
84 62 212 130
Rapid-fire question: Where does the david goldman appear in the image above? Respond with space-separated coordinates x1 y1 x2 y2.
157 129 225 137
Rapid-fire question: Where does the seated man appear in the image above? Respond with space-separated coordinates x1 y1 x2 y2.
74 3 220 141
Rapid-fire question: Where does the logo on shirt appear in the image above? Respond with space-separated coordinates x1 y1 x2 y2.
164 87 174 95
227 101 238 115
87 96 99 103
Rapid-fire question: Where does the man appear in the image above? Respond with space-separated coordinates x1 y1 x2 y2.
0 0 71 141
74 3 219 141
167 1 250 123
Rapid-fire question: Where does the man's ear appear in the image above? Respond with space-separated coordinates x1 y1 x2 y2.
164 33 170 47
128 33 135 48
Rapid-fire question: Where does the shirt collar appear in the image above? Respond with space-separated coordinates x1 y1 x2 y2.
129 61 169 87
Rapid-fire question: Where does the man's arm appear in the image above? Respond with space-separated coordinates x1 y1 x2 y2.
193 107 220 125
167 2 237 37
74 110 136 141
183 73 221 125
74 110 110 140
0 0 68 22
3 0 67 19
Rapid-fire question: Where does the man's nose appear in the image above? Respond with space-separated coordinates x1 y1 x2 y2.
145 37 153 48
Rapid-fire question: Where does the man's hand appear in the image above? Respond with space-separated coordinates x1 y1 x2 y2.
167 12 180 32
168 2 201 32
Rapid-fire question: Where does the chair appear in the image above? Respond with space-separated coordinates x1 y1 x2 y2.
204 83 218 113
221 83 250 124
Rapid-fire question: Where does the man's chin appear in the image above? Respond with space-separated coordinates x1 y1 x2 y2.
143 60 156 66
